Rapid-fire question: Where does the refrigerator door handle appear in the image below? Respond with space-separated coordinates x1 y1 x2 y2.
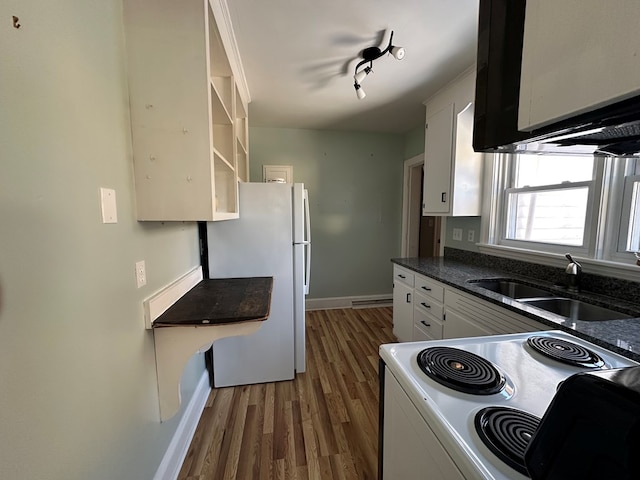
303 189 311 295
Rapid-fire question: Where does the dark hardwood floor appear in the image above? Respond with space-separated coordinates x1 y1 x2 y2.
177 306 396 480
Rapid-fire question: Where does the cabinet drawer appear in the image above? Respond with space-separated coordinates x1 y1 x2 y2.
414 291 444 320
414 308 444 340
413 323 436 341
415 275 444 303
394 266 415 287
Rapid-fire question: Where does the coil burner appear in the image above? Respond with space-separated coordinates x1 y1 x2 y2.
475 406 541 476
417 347 506 395
527 336 605 368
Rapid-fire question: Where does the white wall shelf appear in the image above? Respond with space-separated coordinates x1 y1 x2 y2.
144 269 272 421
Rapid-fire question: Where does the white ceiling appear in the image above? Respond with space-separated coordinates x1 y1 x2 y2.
227 0 480 134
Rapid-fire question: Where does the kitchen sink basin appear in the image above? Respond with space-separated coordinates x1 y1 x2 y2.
469 278 635 321
518 297 632 321
468 279 555 299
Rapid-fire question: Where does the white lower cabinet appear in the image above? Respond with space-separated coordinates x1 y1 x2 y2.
444 288 549 338
413 288 444 341
442 308 493 339
393 266 414 342
383 368 465 479
392 265 550 342
413 307 444 341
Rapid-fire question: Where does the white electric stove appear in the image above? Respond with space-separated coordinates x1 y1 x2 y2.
379 330 639 479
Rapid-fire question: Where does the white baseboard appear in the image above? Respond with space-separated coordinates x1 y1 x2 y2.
153 370 210 480
306 293 392 311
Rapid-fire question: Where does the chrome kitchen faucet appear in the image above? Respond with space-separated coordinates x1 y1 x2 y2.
565 254 582 293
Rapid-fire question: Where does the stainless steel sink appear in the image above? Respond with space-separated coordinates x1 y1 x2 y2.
518 297 632 321
468 279 555 299
469 278 635 322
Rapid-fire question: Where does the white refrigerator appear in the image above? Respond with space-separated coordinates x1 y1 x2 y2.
206 182 311 387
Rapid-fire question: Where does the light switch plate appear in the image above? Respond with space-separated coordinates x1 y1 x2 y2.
100 188 117 224
453 228 463 241
136 260 147 288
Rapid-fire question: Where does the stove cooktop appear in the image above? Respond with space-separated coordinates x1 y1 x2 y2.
379 330 639 480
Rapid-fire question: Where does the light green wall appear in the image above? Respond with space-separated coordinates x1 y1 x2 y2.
249 127 405 299
1 2 203 479
404 124 426 159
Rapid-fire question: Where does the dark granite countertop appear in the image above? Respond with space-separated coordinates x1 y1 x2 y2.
392 257 640 362
153 277 273 327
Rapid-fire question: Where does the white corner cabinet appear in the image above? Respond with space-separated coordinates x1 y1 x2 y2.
422 69 483 216
392 266 549 342
123 0 250 221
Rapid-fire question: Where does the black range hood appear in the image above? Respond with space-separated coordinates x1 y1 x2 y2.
473 0 640 157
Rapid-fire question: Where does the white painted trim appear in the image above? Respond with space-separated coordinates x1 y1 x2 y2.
210 0 251 103
477 243 640 282
143 266 203 329
401 154 425 257
153 371 210 480
305 294 392 311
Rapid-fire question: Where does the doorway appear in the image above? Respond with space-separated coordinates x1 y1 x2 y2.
401 155 443 258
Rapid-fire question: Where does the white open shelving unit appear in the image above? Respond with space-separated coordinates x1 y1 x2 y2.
124 0 250 221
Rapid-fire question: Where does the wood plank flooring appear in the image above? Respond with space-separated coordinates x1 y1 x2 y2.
178 307 396 480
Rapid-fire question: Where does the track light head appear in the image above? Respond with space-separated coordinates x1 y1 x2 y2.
352 30 404 99
354 65 372 84
390 46 405 60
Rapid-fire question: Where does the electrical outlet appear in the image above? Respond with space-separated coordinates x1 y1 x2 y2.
453 228 463 241
135 260 147 288
468 230 476 242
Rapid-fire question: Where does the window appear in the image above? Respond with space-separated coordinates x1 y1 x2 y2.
615 159 640 255
484 153 640 272
625 179 640 251
498 155 601 254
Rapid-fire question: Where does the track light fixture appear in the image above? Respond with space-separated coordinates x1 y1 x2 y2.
353 31 405 99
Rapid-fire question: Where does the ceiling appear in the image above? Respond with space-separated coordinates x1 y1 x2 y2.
226 0 480 134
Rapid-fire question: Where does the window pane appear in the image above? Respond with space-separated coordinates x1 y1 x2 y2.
515 155 594 188
506 187 589 246
626 181 640 252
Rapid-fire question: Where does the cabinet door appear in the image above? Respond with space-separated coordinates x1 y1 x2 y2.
443 309 493 340
444 288 549 335
423 103 454 215
392 281 413 342
519 0 640 131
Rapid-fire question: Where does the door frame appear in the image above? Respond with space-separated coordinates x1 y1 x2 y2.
401 154 445 257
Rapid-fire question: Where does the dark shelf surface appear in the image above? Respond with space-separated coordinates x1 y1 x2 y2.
153 277 273 327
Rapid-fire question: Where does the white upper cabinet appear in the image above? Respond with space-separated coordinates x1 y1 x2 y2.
519 0 640 131
423 69 483 217
123 0 250 221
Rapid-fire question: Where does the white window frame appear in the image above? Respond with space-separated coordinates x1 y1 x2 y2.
604 158 640 263
495 154 603 257
479 154 640 281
